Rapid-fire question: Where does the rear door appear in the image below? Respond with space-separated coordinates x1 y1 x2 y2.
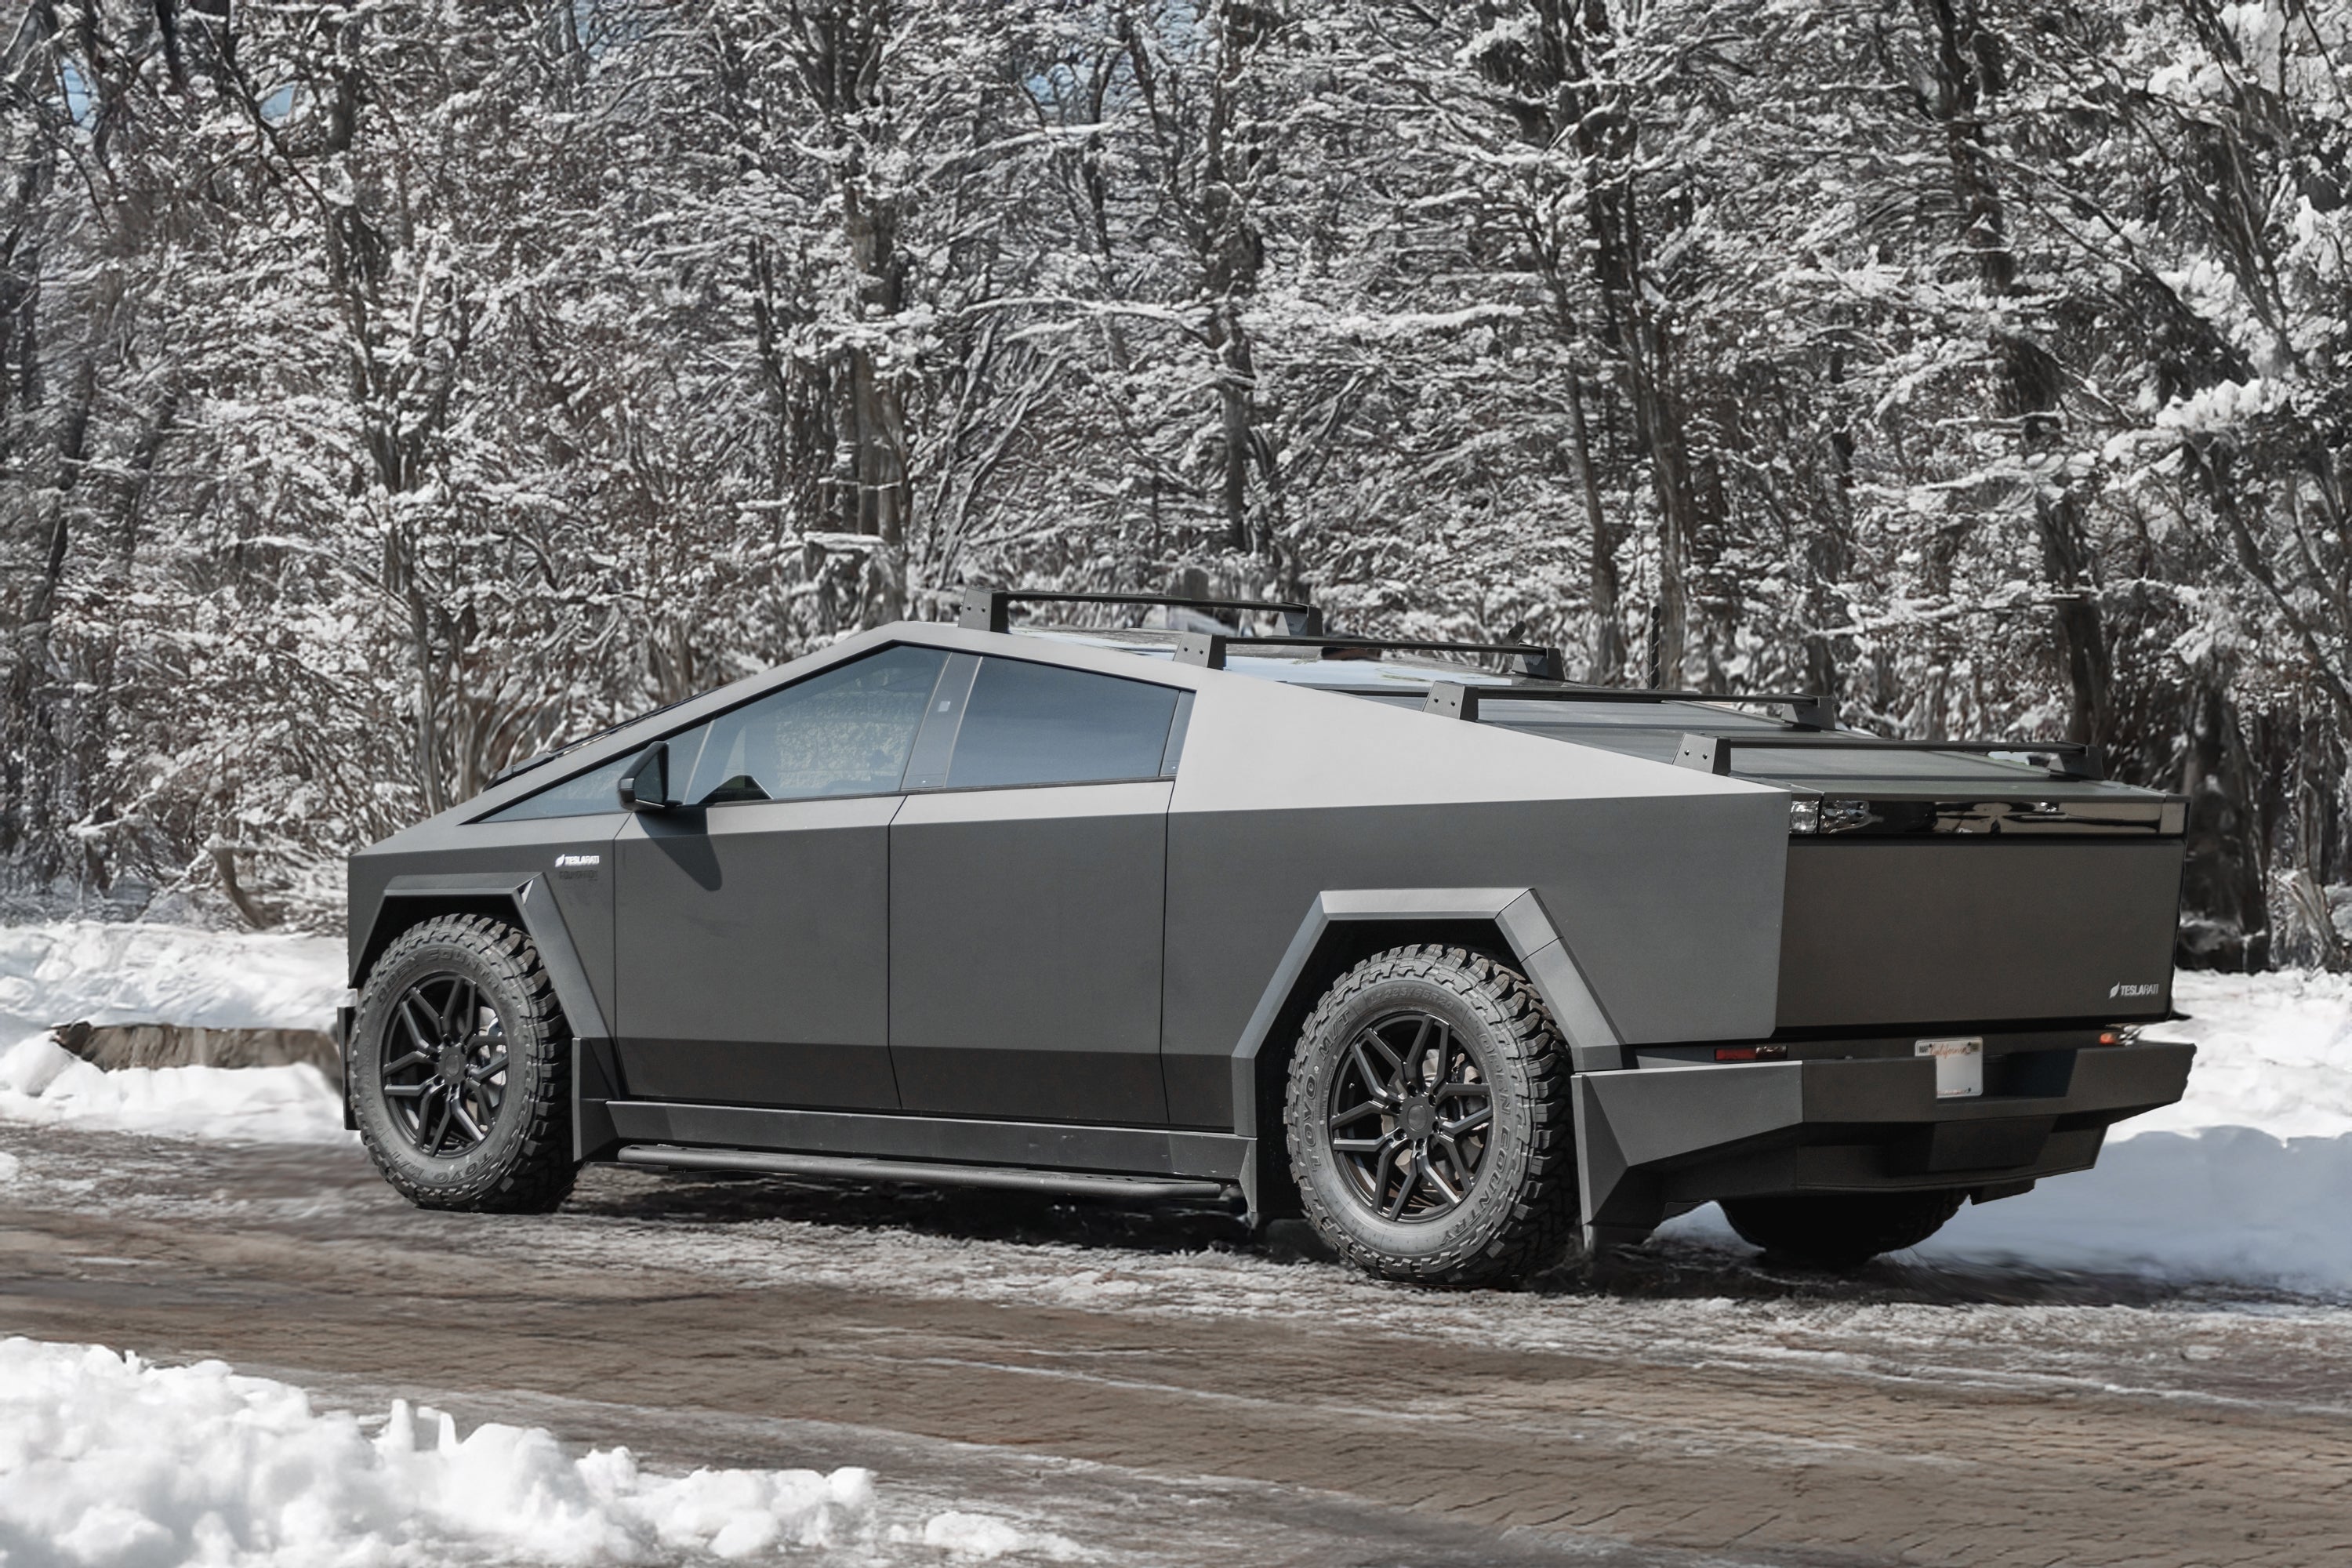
888 653 1189 1124
612 644 947 1109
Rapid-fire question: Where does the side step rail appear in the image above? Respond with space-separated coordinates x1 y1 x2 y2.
614 1143 1237 1203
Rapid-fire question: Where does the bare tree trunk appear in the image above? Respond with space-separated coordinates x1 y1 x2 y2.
1201 0 1272 561
2176 669 2270 970
1918 0 2110 744
1566 370 1624 681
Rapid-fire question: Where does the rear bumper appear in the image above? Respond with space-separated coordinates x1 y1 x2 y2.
1573 1040 2194 1248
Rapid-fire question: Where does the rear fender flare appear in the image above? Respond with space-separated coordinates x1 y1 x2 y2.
1231 887 1624 1220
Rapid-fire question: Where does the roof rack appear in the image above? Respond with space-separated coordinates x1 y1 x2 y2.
1673 732 2104 781
958 585 1321 636
1177 632 1567 681
1423 681 1835 730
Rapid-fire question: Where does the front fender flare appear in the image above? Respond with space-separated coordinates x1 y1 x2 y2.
356 872 614 1159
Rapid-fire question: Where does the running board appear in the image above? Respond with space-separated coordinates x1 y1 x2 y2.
613 1143 1236 1203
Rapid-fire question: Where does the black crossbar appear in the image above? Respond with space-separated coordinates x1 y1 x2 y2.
1421 681 1833 728
1178 632 1566 681
958 585 1320 635
1674 732 2103 781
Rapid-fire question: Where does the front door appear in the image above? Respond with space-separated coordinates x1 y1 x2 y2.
888 653 1187 1125
612 644 947 1109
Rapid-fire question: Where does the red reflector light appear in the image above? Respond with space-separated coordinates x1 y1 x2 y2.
2098 1031 2122 1045
1715 1047 1759 1062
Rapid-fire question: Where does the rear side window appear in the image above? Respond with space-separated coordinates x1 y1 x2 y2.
676 644 948 804
944 658 1181 789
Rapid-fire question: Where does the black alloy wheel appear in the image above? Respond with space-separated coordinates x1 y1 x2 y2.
379 971 510 1157
351 914 576 1214
1285 945 1577 1287
1326 1010 1494 1222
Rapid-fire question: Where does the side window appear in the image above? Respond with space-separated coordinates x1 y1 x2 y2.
485 644 949 821
677 644 948 805
483 749 642 822
942 657 1181 789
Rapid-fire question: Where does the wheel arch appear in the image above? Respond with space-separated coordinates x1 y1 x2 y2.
1232 888 1623 1221
349 873 614 1157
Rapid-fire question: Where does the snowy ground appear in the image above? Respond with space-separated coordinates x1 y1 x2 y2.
4 1122 2347 1568
1 920 2348 1291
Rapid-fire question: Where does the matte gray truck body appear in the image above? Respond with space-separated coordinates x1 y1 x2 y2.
345 612 2193 1247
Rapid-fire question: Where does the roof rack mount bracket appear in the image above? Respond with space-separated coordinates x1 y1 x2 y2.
1176 630 1229 670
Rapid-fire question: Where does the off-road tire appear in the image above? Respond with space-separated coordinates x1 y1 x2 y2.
1720 1189 1967 1269
352 914 578 1213
1284 945 1577 1287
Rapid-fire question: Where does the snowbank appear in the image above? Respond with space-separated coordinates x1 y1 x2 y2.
0 1338 901 1566
0 921 349 1142
2140 968 2352 1139
0 920 344 1043
0 1034 348 1145
1919 1125 2352 1288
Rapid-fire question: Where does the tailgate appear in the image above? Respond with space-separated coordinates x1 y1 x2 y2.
1777 837 2185 1028
1744 744 2187 1030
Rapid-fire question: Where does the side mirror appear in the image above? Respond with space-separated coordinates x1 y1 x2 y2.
617 742 671 812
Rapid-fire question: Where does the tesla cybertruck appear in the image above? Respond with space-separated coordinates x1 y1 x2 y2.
339 587 2193 1283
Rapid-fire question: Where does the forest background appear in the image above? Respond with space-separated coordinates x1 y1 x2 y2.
2 0 2347 967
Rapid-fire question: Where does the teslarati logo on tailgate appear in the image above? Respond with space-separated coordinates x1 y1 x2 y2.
2109 982 2158 999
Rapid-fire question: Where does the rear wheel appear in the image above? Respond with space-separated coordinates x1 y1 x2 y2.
1719 1189 1966 1269
1284 946 1577 1287
352 914 578 1213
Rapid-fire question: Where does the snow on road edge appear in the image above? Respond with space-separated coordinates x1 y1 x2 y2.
0 920 344 1041
0 920 352 1143
0 1034 349 1144
0 1338 1073 1566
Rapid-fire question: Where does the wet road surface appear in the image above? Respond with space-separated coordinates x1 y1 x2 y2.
2 1123 2348 1566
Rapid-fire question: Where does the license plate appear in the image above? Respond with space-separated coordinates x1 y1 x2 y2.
1915 1037 1984 1099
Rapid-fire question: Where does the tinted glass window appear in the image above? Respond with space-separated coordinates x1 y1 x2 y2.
484 748 642 822
677 644 947 805
946 659 1180 789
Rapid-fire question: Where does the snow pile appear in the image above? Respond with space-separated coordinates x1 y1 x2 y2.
0 1033 348 1145
1916 1125 2352 1289
2134 968 2352 1139
0 920 344 1043
0 921 349 1142
0 1338 880 1566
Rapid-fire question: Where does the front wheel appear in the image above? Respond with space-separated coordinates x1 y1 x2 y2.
1719 1190 1967 1269
352 914 579 1213
1283 945 1578 1287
